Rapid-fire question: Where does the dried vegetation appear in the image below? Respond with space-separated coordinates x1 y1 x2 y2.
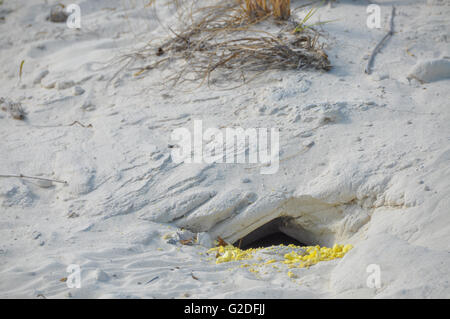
119 0 330 88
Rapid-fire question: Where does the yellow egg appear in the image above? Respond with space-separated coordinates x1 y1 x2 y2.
343 244 353 253
287 271 297 278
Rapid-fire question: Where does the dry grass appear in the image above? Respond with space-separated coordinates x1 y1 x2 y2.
199 36 326 87
116 0 330 89
242 0 290 20
270 0 290 19
242 0 269 19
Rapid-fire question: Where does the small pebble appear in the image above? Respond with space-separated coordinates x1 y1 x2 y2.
73 86 85 96
81 100 95 111
299 131 313 138
37 179 53 188
33 70 49 85
95 269 110 282
56 80 75 90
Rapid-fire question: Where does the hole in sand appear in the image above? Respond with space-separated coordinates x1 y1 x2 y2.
234 217 309 249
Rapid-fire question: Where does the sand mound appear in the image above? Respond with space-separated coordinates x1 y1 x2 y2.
407 59 450 83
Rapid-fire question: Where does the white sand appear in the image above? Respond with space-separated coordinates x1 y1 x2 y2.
0 0 449 298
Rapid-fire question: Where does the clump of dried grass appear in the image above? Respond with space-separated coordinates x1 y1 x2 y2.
242 0 290 20
270 0 290 19
242 0 269 19
164 33 329 88
118 0 329 89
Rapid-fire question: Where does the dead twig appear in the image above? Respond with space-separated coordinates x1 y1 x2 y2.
0 174 67 184
68 121 93 128
365 6 395 75
17 121 93 128
145 276 159 285
191 272 199 280
217 236 229 247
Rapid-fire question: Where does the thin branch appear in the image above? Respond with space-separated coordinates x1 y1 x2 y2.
365 6 395 75
16 121 93 128
0 174 67 184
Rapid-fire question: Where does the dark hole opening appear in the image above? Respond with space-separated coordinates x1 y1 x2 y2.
238 231 304 250
234 217 307 250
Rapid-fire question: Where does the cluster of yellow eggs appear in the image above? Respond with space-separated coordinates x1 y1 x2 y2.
208 243 353 268
208 245 256 264
283 244 353 268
